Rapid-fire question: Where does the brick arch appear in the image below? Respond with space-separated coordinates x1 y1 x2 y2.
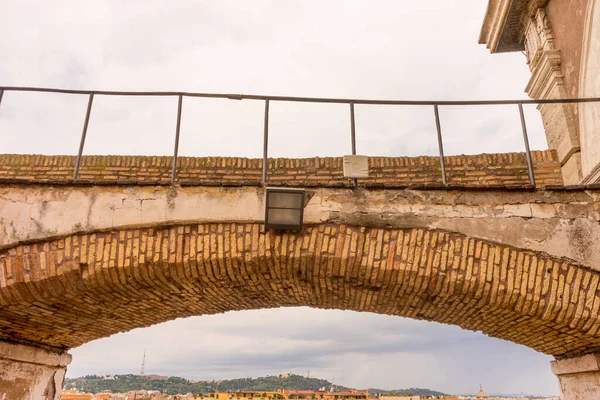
0 223 599 359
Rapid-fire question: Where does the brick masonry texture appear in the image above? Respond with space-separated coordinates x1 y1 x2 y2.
0 151 563 187
0 223 598 358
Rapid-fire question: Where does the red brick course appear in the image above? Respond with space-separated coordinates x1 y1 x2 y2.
0 151 563 187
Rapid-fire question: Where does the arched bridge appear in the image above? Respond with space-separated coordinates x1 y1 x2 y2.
1 152 600 399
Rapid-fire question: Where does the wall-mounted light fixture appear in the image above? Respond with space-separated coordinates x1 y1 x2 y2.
264 187 306 231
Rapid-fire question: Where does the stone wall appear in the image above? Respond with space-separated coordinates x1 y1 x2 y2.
0 341 71 400
0 151 563 188
552 353 600 400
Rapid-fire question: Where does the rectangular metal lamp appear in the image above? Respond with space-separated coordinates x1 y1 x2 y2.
265 187 305 231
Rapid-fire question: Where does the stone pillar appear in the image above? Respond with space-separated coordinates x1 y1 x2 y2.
551 353 600 400
0 341 71 400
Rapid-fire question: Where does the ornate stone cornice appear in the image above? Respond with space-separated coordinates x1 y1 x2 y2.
479 0 548 53
524 8 556 70
525 49 564 99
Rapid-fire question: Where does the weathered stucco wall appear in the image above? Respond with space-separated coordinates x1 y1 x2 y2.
2 185 600 271
0 341 71 400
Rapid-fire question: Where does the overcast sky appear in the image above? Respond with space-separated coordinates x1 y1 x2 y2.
0 0 558 396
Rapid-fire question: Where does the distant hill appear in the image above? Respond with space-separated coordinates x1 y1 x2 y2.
64 374 447 397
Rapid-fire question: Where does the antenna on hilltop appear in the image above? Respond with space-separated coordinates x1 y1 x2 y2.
140 349 146 375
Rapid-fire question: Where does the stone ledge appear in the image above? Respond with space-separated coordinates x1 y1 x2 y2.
552 353 600 375
0 341 71 368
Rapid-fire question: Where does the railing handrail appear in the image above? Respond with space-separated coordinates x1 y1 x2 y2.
2 85 600 106
2 85 600 188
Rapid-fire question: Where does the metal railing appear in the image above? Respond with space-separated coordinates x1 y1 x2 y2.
1 85 600 188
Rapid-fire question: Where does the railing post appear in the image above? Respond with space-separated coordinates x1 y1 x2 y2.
170 94 183 186
350 102 357 155
262 99 270 185
518 102 536 187
433 104 448 185
73 93 94 180
350 102 358 188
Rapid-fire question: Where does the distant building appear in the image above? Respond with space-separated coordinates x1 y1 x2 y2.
476 385 487 399
207 390 369 400
378 396 421 400
143 374 169 381
60 390 93 400
282 390 319 400
321 390 369 400
126 390 162 399
209 391 284 400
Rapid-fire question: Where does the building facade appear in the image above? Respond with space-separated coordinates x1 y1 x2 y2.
480 0 600 185
206 390 368 400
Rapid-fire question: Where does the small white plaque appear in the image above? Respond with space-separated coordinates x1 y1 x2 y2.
343 155 369 178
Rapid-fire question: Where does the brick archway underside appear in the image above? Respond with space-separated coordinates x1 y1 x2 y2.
0 223 599 359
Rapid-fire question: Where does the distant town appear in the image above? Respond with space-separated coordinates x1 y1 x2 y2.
61 373 559 400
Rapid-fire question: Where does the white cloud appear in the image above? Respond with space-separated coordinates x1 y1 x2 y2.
69 308 558 395
0 0 546 158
